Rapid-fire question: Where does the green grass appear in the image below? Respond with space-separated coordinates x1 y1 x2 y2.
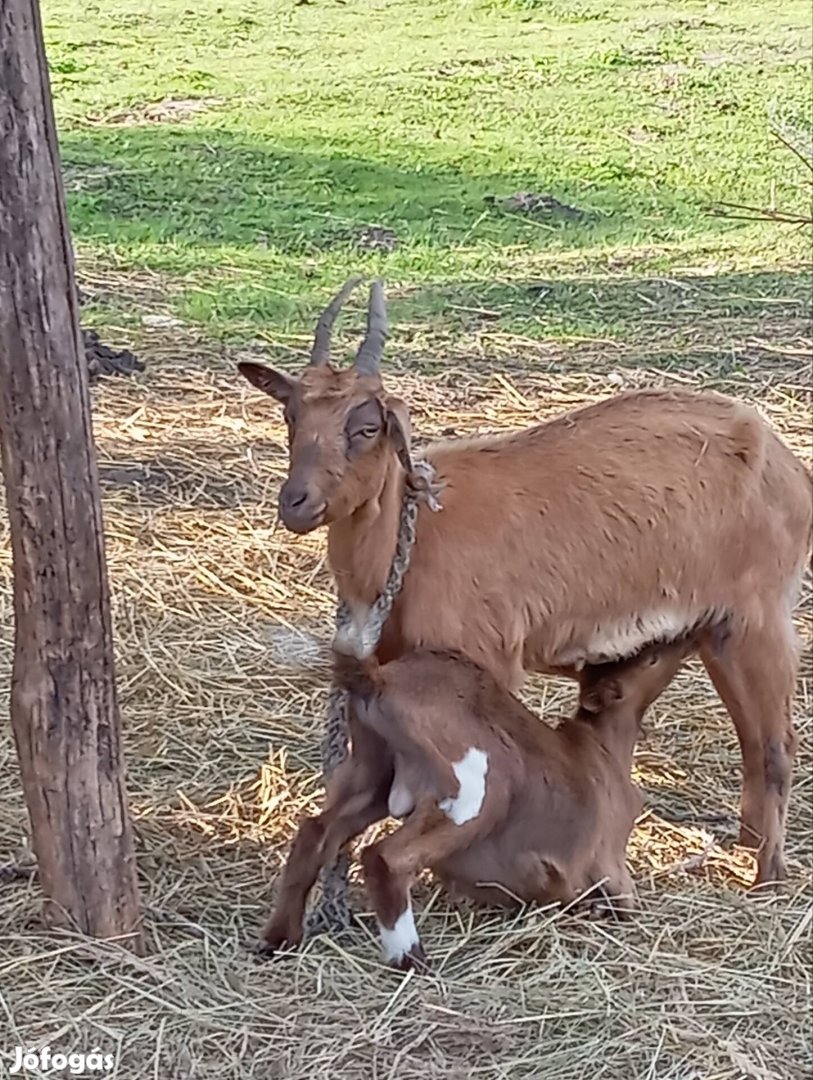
45 0 812 353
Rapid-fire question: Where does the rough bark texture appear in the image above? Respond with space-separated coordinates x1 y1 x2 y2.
0 0 142 949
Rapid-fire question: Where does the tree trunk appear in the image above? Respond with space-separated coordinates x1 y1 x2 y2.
0 0 142 950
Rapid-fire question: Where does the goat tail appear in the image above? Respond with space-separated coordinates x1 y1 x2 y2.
332 651 382 699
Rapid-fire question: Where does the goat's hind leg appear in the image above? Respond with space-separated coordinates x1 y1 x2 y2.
361 800 486 971
700 607 800 886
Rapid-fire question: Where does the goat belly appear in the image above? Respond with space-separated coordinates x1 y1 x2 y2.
433 841 571 908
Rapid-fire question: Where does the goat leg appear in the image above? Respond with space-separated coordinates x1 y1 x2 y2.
262 814 327 953
261 757 389 954
699 609 800 886
361 797 491 971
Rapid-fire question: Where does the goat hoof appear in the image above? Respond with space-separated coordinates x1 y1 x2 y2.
738 823 762 850
249 938 278 962
258 920 303 958
246 933 290 962
394 943 431 973
587 891 637 921
587 901 618 922
753 854 787 891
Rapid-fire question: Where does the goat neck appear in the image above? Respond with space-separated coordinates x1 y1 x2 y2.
574 700 643 768
327 450 406 608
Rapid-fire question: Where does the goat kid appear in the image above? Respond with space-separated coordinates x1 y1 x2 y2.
239 279 812 885
263 639 693 969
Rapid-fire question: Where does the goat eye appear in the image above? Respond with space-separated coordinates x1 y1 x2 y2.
346 399 383 442
349 425 379 441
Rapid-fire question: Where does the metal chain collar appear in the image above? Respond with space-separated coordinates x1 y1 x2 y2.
331 458 442 662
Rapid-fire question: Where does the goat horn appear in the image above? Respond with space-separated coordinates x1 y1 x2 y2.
309 276 364 366
354 279 387 376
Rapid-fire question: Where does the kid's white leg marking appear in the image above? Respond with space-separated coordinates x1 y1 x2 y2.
440 747 489 825
379 901 419 963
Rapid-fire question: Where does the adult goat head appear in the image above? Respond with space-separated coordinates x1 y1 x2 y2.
238 278 412 534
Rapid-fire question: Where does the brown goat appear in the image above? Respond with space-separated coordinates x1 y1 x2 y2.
239 279 812 885
264 639 694 968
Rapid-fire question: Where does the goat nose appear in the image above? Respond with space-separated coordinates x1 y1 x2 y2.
278 481 326 533
281 485 308 511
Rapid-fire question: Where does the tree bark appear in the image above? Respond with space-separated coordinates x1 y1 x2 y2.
0 0 142 949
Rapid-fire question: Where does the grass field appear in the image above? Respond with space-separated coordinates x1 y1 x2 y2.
0 0 811 1077
47 0 811 350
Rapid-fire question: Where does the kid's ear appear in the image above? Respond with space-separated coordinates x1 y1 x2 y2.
238 362 296 404
580 678 623 714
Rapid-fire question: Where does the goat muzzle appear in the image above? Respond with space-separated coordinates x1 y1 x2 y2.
278 481 327 534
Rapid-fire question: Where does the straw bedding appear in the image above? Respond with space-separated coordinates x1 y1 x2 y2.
0 318 810 1079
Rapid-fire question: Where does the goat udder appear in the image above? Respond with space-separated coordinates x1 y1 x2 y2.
388 777 415 818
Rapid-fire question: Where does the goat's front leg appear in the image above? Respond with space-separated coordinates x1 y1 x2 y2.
262 760 389 952
360 798 486 971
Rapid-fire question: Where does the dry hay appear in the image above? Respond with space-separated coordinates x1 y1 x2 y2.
83 97 226 128
0 335 810 1079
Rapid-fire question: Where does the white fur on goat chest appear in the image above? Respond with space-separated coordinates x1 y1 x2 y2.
333 600 378 659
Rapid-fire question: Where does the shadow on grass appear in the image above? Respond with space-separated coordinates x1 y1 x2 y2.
60 126 811 362
60 125 698 259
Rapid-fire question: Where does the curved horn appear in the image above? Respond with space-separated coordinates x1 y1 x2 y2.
354 279 387 376
309 276 364 366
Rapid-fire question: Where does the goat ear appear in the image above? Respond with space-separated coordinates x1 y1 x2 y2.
581 678 623 713
385 397 412 472
579 688 603 714
238 362 295 404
